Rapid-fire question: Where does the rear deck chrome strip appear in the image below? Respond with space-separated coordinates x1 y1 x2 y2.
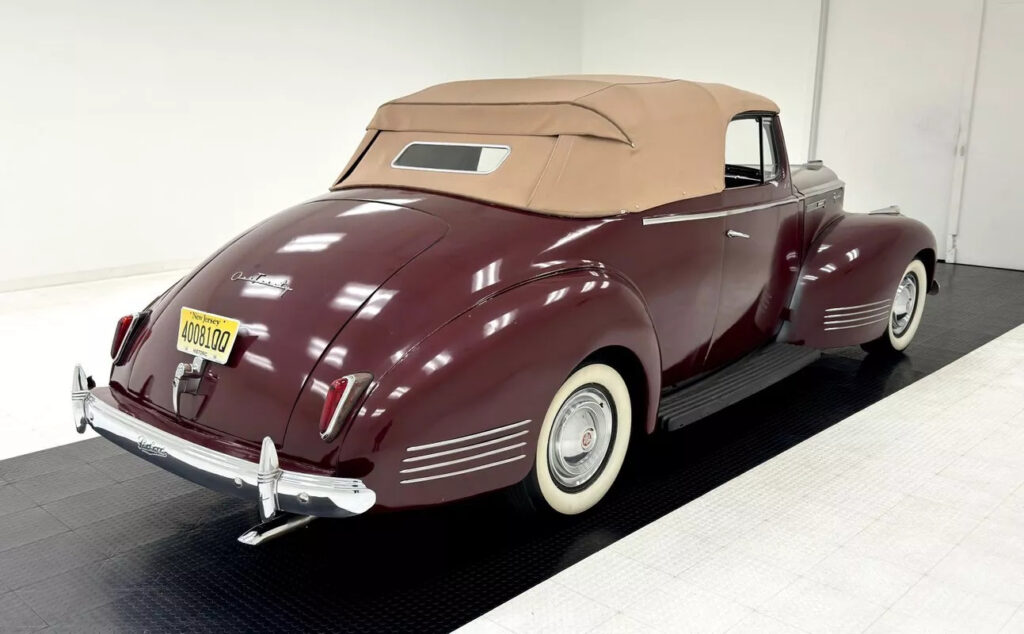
642 197 797 226
406 420 531 452
399 455 526 484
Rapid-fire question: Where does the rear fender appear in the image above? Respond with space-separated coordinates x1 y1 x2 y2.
779 212 936 348
337 269 660 510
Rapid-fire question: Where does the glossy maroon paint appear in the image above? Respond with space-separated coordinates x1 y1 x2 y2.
106 114 936 511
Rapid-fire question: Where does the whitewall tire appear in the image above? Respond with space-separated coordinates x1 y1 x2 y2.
863 259 928 355
523 363 632 515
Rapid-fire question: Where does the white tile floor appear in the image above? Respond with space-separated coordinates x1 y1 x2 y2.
459 324 1024 634
0 271 188 460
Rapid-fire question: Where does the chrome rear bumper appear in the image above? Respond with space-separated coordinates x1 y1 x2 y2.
72 365 376 523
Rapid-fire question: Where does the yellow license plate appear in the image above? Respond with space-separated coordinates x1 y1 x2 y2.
176 307 240 365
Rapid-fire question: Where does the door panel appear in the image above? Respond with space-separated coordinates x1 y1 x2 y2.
704 198 801 369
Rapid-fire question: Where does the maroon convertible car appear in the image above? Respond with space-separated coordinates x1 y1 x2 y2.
71 76 937 544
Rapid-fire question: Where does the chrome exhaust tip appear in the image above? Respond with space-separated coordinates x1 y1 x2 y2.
237 513 315 546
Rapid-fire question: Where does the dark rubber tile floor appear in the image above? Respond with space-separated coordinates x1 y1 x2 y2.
0 262 1022 632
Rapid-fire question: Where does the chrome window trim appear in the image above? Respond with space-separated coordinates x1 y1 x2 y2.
390 141 511 175
642 196 797 226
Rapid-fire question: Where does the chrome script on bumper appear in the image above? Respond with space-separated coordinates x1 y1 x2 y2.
71 365 376 528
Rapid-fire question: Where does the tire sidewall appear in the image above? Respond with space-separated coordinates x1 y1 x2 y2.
888 259 928 351
533 363 631 515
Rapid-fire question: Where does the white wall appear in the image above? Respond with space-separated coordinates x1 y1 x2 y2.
0 0 582 290
815 0 983 259
580 0 822 164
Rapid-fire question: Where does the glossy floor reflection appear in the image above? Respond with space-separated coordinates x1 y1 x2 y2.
0 262 1022 632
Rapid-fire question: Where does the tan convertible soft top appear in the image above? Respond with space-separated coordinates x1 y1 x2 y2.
332 75 778 217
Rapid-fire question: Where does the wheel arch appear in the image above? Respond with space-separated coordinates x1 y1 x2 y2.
578 345 653 437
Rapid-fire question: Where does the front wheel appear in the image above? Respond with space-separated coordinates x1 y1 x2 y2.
862 259 928 355
514 363 631 515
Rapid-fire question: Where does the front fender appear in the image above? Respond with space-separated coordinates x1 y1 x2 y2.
780 212 936 348
336 268 660 510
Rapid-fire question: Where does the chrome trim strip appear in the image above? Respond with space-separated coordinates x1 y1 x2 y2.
72 365 376 520
402 430 529 463
823 315 889 331
824 310 891 325
390 141 511 175
868 205 901 216
642 197 797 226
399 443 526 474
823 305 892 318
399 455 526 484
824 299 891 312
406 420 531 452
797 179 844 197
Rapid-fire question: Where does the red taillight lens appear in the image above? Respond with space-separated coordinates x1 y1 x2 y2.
110 314 135 359
319 377 350 435
319 373 372 442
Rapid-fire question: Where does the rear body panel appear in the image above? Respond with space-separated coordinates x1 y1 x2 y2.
121 199 447 446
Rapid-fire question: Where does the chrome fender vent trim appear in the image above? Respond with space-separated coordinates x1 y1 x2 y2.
823 299 891 331
400 420 531 485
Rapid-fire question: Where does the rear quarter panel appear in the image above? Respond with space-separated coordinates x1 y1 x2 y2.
330 269 660 510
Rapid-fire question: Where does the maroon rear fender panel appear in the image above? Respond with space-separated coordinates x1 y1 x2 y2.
781 212 936 348
289 269 660 510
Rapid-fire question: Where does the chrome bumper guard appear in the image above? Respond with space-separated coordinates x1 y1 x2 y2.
72 365 376 524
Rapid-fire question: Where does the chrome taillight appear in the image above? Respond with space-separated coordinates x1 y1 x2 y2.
319 372 373 442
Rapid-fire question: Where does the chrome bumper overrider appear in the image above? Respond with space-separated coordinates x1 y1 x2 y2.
72 365 376 528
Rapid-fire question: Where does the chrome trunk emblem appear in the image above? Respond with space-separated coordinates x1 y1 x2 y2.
172 356 206 415
230 272 293 294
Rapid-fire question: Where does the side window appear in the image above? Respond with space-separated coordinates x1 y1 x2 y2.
724 115 778 188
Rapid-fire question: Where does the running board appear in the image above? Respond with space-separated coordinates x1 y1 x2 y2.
658 344 821 431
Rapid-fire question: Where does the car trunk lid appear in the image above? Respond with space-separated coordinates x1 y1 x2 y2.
126 198 447 445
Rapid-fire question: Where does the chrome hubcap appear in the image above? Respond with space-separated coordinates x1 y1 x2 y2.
892 272 918 337
548 386 614 489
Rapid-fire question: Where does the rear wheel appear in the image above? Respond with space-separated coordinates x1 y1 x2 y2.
862 259 928 355
514 363 631 515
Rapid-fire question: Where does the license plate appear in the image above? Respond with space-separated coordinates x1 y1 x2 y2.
176 307 240 365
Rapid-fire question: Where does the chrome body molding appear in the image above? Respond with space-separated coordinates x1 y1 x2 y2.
824 299 891 313
643 196 797 226
406 419 531 452
795 179 845 197
400 455 526 485
868 205 901 216
71 365 376 521
822 299 892 332
401 420 532 484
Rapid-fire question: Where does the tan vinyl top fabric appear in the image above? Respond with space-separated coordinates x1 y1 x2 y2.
332 75 779 217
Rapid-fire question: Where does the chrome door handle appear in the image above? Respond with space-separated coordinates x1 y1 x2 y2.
726 230 750 239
